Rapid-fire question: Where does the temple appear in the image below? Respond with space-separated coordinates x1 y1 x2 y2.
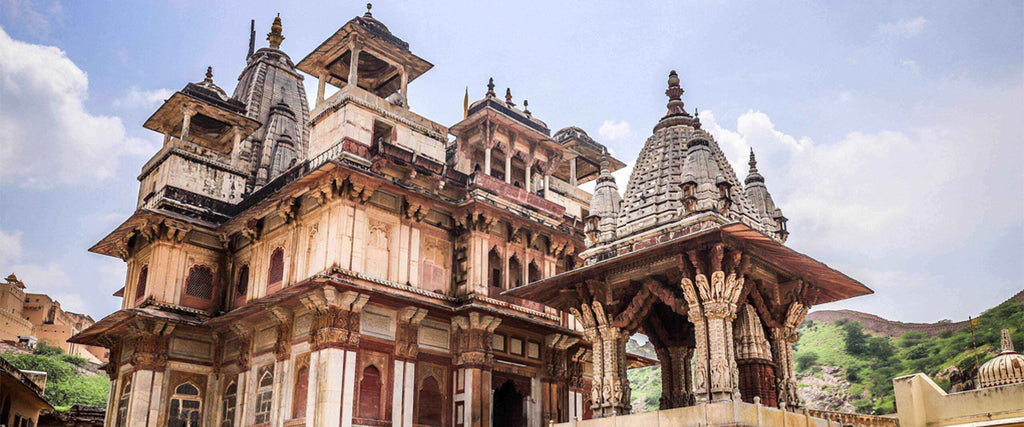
506 71 873 418
69 5 876 427
70 6 648 427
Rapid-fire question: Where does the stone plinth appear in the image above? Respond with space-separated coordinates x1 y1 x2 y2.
552 400 841 427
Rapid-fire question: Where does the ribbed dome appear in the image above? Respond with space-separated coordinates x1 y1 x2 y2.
978 329 1024 388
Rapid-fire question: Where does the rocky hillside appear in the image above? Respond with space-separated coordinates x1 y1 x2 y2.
794 291 1023 414
625 289 1024 415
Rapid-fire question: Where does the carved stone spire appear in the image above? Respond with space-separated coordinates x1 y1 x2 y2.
585 157 621 249
743 148 788 242
267 13 284 49
505 88 515 107
486 77 495 97
655 70 700 131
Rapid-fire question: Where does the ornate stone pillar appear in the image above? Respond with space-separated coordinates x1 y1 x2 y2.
504 152 513 184
570 302 629 417
393 307 427 427
542 334 579 423
681 246 745 402
300 286 369 427
656 346 694 409
734 304 777 406
451 312 502 427
772 301 807 409
124 321 173 427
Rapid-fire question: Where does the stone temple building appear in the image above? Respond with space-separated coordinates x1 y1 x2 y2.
71 6 876 427
71 7 642 427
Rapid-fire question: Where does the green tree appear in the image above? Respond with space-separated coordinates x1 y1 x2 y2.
796 352 819 371
843 322 868 355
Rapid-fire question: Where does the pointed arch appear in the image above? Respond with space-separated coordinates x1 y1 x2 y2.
254 367 274 424
508 255 522 289
220 381 237 427
417 375 443 426
267 248 285 294
168 381 202 427
357 365 382 419
134 264 148 305
488 247 502 288
115 380 131 427
527 260 541 284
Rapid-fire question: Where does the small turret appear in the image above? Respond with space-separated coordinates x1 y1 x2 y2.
743 149 788 242
584 158 621 249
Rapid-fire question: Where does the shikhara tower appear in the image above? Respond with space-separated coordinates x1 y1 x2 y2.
510 71 871 416
72 6 871 427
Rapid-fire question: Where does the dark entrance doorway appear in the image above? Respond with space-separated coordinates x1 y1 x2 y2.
492 379 525 427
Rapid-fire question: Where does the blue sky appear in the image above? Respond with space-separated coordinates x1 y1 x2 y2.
0 0 1021 322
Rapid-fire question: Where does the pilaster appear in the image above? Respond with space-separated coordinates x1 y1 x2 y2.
451 312 502 427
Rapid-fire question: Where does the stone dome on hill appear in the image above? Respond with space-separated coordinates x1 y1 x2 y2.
978 329 1024 388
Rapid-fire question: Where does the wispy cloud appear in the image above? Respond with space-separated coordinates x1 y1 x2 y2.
695 81 1023 321
878 16 929 38
598 120 631 141
0 0 64 38
0 27 155 189
113 86 173 109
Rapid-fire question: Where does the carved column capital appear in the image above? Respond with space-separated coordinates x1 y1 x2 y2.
301 286 369 350
451 312 501 369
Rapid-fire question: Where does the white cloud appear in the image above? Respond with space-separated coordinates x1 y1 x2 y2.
879 16 929 38
0 229 24 266
697 81 1023 321
113 86 173 109
598 120 631 141
0 27 154 189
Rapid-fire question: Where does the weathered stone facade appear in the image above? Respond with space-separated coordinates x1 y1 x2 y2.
71 6 638 427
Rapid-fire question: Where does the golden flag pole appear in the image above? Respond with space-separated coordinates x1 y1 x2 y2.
463 86 469 119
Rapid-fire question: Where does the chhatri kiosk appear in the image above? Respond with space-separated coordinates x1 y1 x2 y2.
507 72 875 426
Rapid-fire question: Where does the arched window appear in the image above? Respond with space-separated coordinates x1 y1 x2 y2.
528 261 541 284
184 266 214 299
254 370 274 424
357 365 382 419
488 249 502 288
168 382 202 427
115 381 131 427
417 376 443 426
508 256 522 289
134 265 149 304
267 248 284 294
292 365 309 419
220 382 237 427
236 265 249 297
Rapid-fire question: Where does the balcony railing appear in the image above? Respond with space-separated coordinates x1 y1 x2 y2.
470 172 565 218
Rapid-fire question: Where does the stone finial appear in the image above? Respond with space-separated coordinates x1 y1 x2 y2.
654 70 699 131
365 3 373 17
748 148 758 173
267 13 284 49
505 88 515 107
1002 329 1015 353
204 66 213 82
523 99 531 117
664 70 689 117
486 77 496 97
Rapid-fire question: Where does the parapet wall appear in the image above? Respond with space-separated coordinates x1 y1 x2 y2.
554 400 871 427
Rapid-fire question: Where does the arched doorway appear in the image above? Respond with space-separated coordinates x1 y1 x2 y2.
493 379 525 427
